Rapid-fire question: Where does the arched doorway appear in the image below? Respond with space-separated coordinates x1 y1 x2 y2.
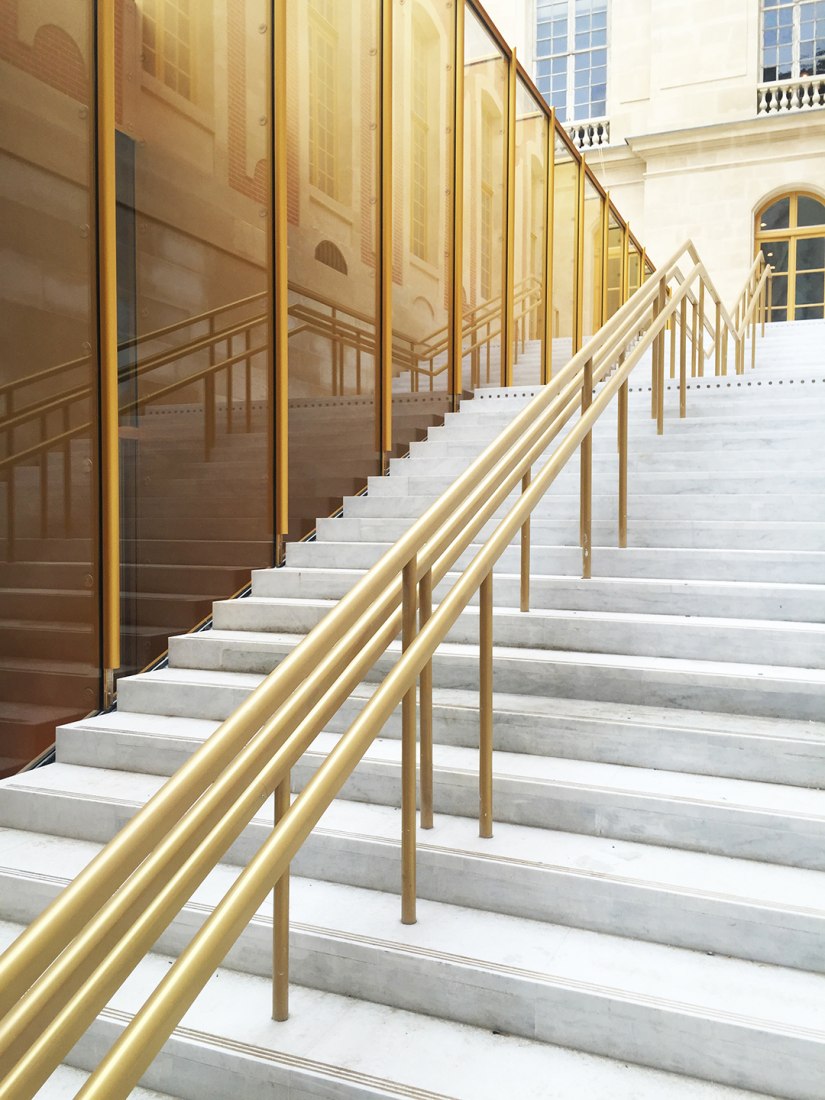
756 192 825 321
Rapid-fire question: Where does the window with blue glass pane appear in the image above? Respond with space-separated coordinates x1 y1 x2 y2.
536 0 608 122
761 0 825 80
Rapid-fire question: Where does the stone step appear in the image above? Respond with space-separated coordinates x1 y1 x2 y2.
0 923 768 1100
345 490 825 523
284 540 825 583
58 683 825 788
6 772 825 973
250 567 825 622
211 597 825 669
400 446 825 474
315 514 825 550
134 636 825 721
0 842 820 1097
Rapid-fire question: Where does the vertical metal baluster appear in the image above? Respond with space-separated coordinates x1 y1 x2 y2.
580 357 593 578
656 278 666 434
669 303 677 380
520 468 531 612
697 281 705 378
618 369 628 549
714 301 721 376
479 571 493 839
40 416 48 539
691 300 698 378
245 328 252 432
419 568 433 831
401 558 418 923
680 297 687 418
751 302 757 371
272 773 290 1021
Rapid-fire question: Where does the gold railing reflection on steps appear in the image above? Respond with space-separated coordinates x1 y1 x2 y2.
0 241 767 1099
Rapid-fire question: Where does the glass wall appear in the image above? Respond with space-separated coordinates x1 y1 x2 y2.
550 134 577 375
286 1 382 532
606 213 624 319
627 241 642 298
512 76 548 386
580 172 604 343
462 7 508 391
115 1 274 678
391 0 453 453
0 2 101 772
0 1 652 772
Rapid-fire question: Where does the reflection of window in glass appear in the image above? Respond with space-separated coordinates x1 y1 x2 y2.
411 11 437 262
309 0 338 198
535 0 607 123
480 102 497 301
761 0 825 81
141 0 193 100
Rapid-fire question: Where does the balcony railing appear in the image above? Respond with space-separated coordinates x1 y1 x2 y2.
568 117 610 150
757 76 825 115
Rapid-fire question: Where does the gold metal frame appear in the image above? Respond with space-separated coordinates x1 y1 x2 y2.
96 0 120 684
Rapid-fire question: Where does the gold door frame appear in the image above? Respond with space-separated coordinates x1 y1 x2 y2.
755 191 825 321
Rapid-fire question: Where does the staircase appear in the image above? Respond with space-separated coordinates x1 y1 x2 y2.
1 319 824 1098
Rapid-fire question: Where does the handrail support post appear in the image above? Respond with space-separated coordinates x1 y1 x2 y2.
479 571 493 839
419 568 434 830
401 558 418 923
272 774 290 1022
580 357 593 578
520 469 531 612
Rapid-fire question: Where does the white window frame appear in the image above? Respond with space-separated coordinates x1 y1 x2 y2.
535 0 608 124
760 0 825 83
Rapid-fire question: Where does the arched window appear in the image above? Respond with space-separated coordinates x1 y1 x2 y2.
756 192 825 321
314 240 348 274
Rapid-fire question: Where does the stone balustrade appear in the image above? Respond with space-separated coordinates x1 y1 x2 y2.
757 77 825 115
568 118 610 150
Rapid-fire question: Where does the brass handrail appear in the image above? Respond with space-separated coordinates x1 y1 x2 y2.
0 241 765 1099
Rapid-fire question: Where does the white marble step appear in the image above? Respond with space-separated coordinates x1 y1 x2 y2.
251 567 825 622
43 710 825 870
342 491 824 525
149 635 825 720
36 1065 173 1099
58 686 825 788
10 748 825 974
425 420 822 449
397 449 825 476
315 512 825 551
0 843 821 1097
0 926 767 1100
315 514 825 549
210 598 825 669
284 540 825 584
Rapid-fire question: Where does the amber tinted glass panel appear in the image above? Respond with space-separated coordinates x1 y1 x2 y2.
581 175 604 343
463 7 508 391
0 4 101 773
287 1 381 532
116 2 272 678
391 0 452 455
606 217 623 319
627 244 641 296
513 77 548 386
550 134 577 375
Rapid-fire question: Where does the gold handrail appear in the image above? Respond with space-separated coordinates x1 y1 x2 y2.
0 241 765 1099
